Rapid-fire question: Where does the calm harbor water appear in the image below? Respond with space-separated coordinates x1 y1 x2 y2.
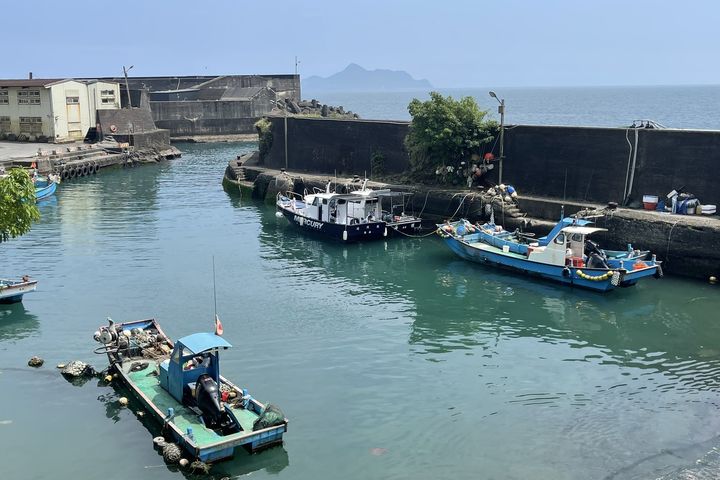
310 85 720 129
2 142 720 479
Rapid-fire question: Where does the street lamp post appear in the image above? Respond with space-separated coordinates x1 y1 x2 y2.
122 65 134 109
489 91 505 185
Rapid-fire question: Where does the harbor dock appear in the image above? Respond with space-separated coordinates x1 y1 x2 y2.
224 156 720 280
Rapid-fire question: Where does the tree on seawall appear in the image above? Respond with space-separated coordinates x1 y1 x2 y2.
405 91 497 184
0 168 40 243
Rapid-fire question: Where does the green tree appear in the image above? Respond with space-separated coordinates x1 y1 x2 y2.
0 168 40 243
405 92 497 183
254 117 273 162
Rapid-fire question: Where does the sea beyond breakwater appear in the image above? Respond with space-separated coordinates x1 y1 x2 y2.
3 142 720 480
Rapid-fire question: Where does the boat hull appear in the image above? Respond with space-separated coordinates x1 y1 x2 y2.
441 236 657 292
101 318 287 463
0 280 37 303
278 206 387 242
115 363 286 463
35 180 57 201
386 218 423 237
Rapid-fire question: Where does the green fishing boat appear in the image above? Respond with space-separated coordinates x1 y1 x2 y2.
93 317 287 463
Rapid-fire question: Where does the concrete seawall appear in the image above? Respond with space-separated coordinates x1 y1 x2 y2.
260 117 720 207
223 158 720 280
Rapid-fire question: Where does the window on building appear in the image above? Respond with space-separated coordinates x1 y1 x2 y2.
19 116 42 133
18 90 41 105
0 90 8 105
66 96 80 104
100 89 116 104
0 116 10 131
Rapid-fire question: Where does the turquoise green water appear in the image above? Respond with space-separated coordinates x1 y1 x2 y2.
2 142 720 480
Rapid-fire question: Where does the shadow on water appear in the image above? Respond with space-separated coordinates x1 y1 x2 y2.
97 372 290 478
0 303 40 343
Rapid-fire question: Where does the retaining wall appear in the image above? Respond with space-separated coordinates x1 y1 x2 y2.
261 117 720 207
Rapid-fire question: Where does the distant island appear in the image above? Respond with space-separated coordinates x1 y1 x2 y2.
303 63 433 93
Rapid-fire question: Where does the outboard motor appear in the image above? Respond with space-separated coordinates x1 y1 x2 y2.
587 252 610 269
195 374 229 430
94 319 118 344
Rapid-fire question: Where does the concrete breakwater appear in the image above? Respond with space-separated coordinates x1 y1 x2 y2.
224 156 719 280
259 116 720 209
3 143 181 178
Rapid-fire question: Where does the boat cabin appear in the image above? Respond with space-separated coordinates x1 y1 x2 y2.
301 192 382 225
160 332 232 404
527 225 607 266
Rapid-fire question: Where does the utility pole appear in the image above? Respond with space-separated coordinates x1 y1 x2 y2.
122 65 134 109
489 91 505 184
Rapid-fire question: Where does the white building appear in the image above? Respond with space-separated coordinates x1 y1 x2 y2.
0 78 120 143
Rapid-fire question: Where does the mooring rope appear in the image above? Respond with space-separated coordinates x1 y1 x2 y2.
388 226 440 238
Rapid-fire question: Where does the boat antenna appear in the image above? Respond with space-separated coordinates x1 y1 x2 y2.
561 168 567 220
212 256 218 319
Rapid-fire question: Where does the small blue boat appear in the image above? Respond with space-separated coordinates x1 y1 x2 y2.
0 276 37 304
94 318 287 463
34 175 58 201
437 217 662 292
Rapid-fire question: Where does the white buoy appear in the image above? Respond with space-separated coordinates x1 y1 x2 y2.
275 211 283 218
118 397 128 406
711 276 718 284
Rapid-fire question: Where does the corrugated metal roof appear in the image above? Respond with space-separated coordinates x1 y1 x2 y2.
0 78 64 87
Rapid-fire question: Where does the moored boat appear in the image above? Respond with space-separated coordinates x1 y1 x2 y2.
0 276 37 303
276 180 422 242
34 174 59 201
437 217 662 292
93 317 287 463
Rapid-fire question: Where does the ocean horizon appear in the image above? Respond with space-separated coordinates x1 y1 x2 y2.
304 84 720 130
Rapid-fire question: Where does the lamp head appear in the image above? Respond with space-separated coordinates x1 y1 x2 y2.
489 91 497 99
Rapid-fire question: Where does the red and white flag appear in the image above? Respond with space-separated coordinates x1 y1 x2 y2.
215 314 224 336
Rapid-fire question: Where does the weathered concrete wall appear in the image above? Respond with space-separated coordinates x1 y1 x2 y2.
148 100 270 136
96 109 170 147
501 126 720 207
263 116 411 174
97 108 158 134
155 117 259 136
261 117 720 207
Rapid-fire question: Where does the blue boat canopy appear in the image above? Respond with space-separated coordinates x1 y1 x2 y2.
177 332 232 354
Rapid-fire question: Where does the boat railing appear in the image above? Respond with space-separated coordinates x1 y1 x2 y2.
279 191 304 201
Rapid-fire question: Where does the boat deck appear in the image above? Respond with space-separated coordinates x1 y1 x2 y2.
466 240 528 259
125 362 260 447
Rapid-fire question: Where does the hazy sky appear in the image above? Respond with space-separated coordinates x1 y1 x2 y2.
4 0 718 88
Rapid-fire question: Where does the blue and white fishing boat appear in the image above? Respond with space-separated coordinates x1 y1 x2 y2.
437 217 662 292
276 180 422 242
93 317 287 463
0 276 37 303
34 174 59 201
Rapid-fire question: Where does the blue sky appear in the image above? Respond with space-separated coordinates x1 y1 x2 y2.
3 0 718 87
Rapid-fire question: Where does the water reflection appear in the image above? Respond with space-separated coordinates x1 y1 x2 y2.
0 304 40 343
246 198 720 397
